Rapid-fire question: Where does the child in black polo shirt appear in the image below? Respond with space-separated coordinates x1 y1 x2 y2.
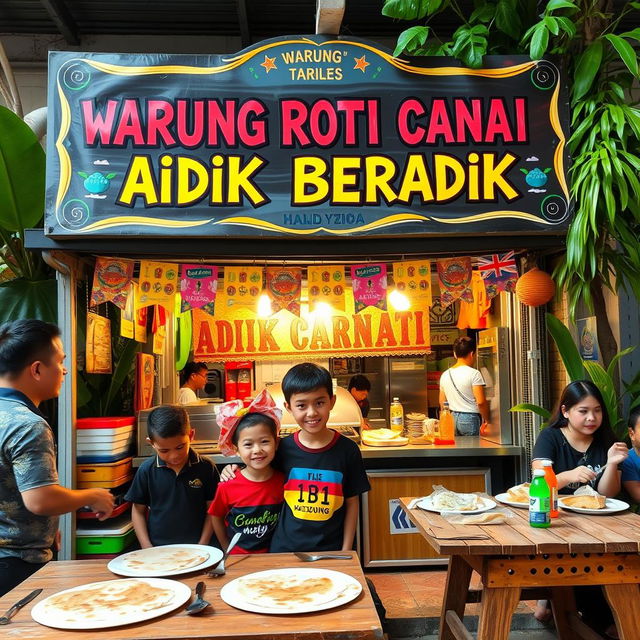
125 406 217 548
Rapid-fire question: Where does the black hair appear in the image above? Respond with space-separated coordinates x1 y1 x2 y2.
348 374 371 392
453 336 476 358
147 405 190 440
0 319 61 377
180 361 208 386
282 362 333 403
629 407 640 431
232 411 278 445
546 380 615 448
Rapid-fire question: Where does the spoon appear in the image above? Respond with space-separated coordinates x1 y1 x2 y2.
186 581 210 615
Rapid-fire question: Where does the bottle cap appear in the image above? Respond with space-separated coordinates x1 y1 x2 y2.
443 401 449 408
540 459 553 467
393 397 399 402
532 469 546 477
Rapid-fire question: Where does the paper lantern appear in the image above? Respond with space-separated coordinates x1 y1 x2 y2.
515 267 556 307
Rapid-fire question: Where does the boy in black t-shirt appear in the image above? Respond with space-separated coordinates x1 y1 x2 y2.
125 406 217 547
269 363 370 552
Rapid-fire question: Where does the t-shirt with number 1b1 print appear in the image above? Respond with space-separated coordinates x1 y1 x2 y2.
269 431 370 552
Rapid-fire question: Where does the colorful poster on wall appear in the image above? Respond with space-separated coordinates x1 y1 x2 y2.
577 316 599 361
135 352 155 411
90 257 134 309
192 291 429 361
392 260 432 309
138 260 178 311
437 257 474 307
351 263 387 313
120 282 134 338
266 267 302 316
221 266 263 309
46 42 572 239
132 282 148 343
86 312 112 374
180 264 218 315
307 265 346 312
476 251 518 299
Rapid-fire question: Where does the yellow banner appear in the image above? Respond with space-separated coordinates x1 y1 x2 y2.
221 266 263 309
138 260 178 310
393 260 432 308
192 293 430 361
307 265 346 311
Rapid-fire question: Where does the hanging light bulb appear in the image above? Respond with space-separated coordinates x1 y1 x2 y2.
389 289 410 311
257 291 272 317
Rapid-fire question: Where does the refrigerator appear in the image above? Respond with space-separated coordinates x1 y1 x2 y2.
332 356 429 428
476 327 512 444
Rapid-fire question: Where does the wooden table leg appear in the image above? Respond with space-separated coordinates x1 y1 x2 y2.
439 555 472 640
476 585 521 640
549 586 577 640
603 583 640 640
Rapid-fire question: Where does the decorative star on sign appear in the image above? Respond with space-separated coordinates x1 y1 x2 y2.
260 55 277 73
353 55 370 73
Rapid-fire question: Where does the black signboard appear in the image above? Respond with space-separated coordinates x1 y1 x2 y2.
46 36 571 238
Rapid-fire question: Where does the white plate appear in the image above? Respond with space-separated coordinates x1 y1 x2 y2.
558 497 630 514
220 567 362 614
416 495 496 515
108 544 223 577
31 578 191 630
495 493 529 509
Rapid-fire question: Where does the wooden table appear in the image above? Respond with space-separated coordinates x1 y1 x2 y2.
0 553 383 640
400 496 640 640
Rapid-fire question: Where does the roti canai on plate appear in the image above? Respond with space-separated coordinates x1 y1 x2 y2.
122 546 210 572
236 572 345 610
430 490 480 511
40 579 175 624
506 483 530 504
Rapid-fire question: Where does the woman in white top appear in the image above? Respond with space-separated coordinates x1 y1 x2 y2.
439 336 490 436
177 361 208 404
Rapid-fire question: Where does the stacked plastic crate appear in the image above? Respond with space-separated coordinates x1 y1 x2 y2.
75 417 136 559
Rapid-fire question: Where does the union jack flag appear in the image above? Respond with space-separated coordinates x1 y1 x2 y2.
476 251 518 299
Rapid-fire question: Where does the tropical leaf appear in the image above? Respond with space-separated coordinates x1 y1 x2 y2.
394 26 430 56
510 403 551 420
0 106 46 232
0 279 57 323
604 34 639 77
545 313 586 381
573 41 603 102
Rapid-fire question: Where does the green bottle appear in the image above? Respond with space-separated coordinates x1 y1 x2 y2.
529 469 551 528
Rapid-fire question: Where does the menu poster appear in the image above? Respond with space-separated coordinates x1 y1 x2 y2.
131 282 148 343
90 257 134 309
137 260 178 311
120 283 135 339
266 267 302 316
393 260 432 309
221 266 263 309
307 265 346 311
436 257 474 307
180 264 218 315
152 305 166 355
351 263 387 313
135 352 155 412
85 312 112 374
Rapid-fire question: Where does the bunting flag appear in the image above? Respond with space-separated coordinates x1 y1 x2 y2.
476 251 519 299
351 263 387 313
120 282 135 339
221 266 263 309
135 352 155 412
138 260 178 311
307 265 346 312
85 312 112 374
437 257 474 307
180 264 218 315
132 282 148 343
392 260 432 309
90 257 134 309
266 266 302 316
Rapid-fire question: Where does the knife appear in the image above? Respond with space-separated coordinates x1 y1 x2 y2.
0 588 43 624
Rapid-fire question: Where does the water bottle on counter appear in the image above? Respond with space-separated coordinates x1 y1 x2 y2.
390 397 404 433
529 469 551 528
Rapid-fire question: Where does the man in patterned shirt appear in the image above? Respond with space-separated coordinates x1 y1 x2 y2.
0 319 114 596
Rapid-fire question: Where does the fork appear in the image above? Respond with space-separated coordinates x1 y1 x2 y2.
294 552 352 562
207 531 242 577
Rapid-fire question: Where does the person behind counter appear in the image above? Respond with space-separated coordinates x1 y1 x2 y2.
209 390 284 554
0 319 114 596
177 361 208 404
125 405 217 548
348 374 371 419
439 336 490 436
